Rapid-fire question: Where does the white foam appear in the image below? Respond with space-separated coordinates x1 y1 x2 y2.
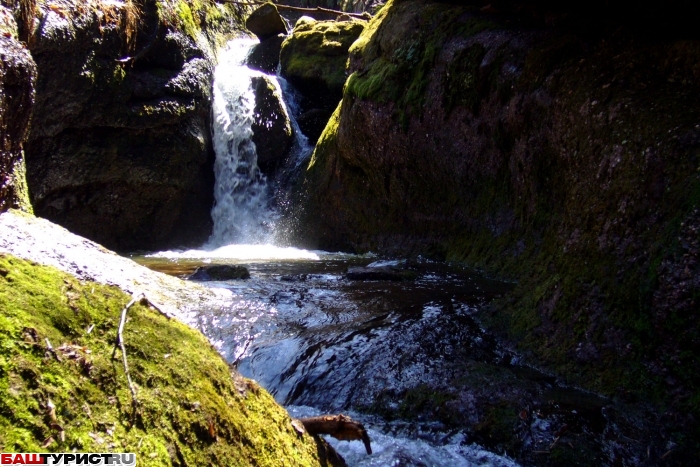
147 244 320 261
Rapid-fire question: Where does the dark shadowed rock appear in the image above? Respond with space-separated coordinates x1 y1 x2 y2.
245 34 285 74
346 267 417 281
251 75 293 172
246 2 287 41
23 2 240 252
297 107 334 142
0 7 36 214
188 265 250 281
293 0 700 460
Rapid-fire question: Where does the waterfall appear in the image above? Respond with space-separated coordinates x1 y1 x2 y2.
209 39 277 246
208 39 313 248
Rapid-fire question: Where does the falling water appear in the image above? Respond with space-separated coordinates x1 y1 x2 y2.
209 39 279 246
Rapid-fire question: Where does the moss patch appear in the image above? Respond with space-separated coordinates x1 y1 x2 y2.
0 254 323 465
280 19 365 94
346 0 494 126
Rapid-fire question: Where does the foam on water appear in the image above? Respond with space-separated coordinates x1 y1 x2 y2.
288 406 519 467
146 244 320 261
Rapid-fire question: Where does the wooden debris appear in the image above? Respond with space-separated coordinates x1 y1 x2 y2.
217 0 369 19
299 414 372 454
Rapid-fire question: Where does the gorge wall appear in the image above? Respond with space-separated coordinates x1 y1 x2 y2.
293 0 700 450
22 0 245 252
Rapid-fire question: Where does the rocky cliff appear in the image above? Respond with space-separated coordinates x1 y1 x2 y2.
22 0 245 252
0 6 35 214
294 0 700 459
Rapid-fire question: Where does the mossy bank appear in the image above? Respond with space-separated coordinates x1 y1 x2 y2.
293 0 700 461
0 254 326 465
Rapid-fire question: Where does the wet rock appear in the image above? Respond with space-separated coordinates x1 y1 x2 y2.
23 2 240 252
245 34 285 74
297 107 335 142
246 2 287 41
188 265 250 281
0 7 36 214
346 266 417 281
251 75 294 172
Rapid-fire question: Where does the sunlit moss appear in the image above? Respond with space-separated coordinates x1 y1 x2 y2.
0 254 323 465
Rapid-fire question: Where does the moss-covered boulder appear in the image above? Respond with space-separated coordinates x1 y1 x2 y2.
251 75 294 173
21 0 245 252
293 0 700 459
0 253 326 465
0 6 35 214
280 17 364 99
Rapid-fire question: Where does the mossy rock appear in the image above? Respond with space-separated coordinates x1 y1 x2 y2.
0 254 325 465
280 18 365 102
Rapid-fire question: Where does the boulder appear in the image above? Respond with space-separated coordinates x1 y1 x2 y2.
0 7 36 214
245 33 285 74
280 18 365 102
246 2 288 41
188 264 250 281
251 75 294 172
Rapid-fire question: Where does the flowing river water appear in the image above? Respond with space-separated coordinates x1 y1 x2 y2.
131 39 618 466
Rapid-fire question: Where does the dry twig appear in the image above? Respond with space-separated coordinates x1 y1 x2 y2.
216 0 369 19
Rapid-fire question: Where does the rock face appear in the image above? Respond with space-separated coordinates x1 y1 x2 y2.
280 17 365 141
294 0 700 457
246 2 287 41
0 7 35 214
251 75 294 172
245 33 285 74
23 0 243 252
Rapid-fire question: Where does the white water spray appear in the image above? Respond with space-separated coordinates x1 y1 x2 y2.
209 39 279 246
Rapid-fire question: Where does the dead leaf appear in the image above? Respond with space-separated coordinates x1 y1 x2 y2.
41 436 55 448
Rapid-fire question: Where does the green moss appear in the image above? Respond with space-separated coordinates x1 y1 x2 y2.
345 0 495 126
280 20 365 93
9 158 33 214
0 254 323 465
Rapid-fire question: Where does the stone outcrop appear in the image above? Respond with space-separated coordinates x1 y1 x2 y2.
245 33 286 74
0 7 35 214
251 75 293 172
23 0 244 252
246 2 287 41
280 16 364 140
293 0 700 459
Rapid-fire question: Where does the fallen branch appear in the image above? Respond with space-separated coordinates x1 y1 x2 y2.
215 0 369 19
299 414 372 454
112 293 144 413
